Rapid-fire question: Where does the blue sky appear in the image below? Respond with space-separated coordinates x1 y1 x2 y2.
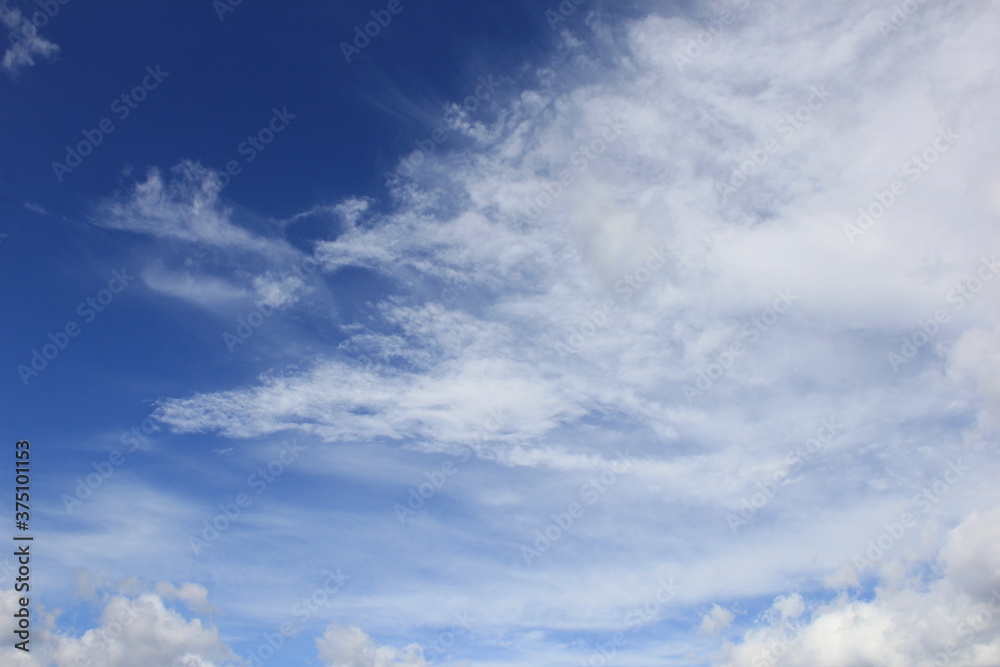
2 1 1000 665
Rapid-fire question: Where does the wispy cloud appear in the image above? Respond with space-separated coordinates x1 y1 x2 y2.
63 0 1000 663
1 3 59 77
92 161 331 325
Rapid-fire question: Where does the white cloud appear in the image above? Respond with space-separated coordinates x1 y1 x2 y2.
0 589 234 667
141 262 250 308
949 325 1000 430
1 4 59 77
76 0 1000 663
700 604 736 635
150 1 1000 481
96 161 282 256
95 161 329 319
252 272 306 308
317 624 427 667
155 582 215 615
719 508 1000 666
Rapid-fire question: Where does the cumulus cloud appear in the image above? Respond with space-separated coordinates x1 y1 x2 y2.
155 581 215 615
701 604 736 635
0 589 234 667
317 624 427 667
720 508 1000 666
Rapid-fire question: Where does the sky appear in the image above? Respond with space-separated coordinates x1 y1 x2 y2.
1 0 1000 665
